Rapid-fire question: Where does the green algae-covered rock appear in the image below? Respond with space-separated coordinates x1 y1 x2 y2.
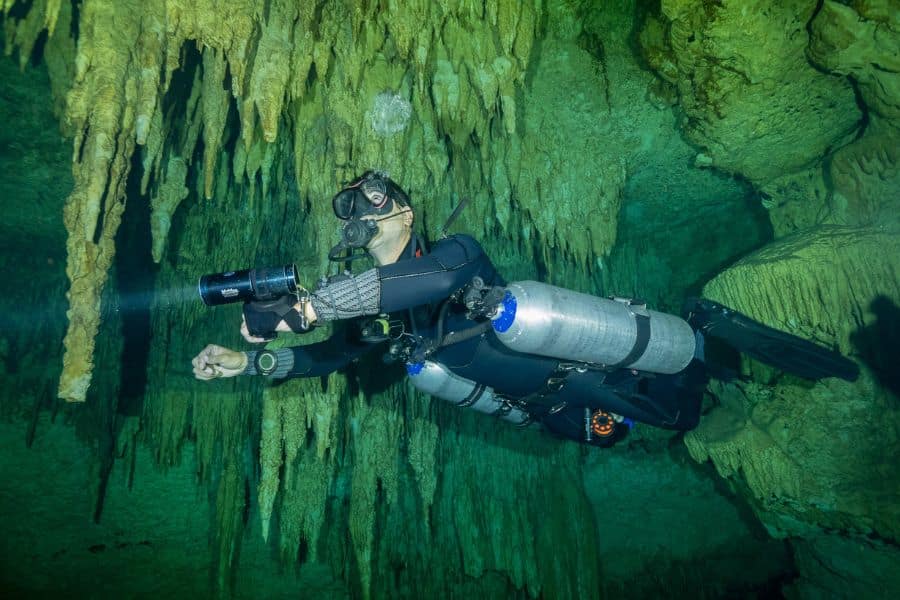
640 0 862 236
785 534 900 600
685 224 900 589
809 0 900 227
644 0 860 186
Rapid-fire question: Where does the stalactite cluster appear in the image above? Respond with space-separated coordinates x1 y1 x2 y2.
636 0 900 592
2 0 650 585
4 0 557 403
2 1 636 594
637 7 900 549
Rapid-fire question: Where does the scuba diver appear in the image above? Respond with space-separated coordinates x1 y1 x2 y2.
192 171 859 448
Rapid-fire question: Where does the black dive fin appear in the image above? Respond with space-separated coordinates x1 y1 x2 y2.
684 298 860 382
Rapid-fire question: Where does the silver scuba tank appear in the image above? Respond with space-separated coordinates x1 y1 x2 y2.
406 360 531 427
491 281 695 375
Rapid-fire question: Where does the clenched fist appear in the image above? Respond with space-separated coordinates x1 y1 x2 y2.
192 344 248 380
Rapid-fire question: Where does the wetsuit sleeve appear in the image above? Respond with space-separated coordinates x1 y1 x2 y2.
378 234 488 312
285 334 376 377
244 327 377 379
310 235 491 320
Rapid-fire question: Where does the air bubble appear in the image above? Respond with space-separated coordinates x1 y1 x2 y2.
369 91 412 138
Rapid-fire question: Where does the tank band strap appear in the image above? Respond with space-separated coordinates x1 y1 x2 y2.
457 383 487 407
608 312 651 370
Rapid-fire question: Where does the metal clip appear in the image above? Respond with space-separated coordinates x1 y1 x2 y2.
546 377 566 392
296 293 309 330
584 407 593 442
557 362 590 374
548 402 568 415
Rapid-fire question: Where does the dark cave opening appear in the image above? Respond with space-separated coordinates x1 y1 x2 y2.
112 151 157 417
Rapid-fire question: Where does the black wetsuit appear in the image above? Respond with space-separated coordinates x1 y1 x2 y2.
279 234 707 447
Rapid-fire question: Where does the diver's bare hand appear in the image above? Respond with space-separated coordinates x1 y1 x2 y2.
192 344 248 380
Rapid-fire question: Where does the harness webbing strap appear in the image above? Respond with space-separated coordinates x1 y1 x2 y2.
512 364 584 416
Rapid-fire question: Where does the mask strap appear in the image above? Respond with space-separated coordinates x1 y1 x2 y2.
371 207 412 223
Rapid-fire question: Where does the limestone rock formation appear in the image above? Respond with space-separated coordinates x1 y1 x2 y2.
635 4 900 594
785 534 900 599
809 0 900 226
640 0 862 235
686 224 900 593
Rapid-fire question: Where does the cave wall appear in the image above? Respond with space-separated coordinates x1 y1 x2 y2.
640 0 862 237
683 225 900 597
2 0 899 598
639 1 900 596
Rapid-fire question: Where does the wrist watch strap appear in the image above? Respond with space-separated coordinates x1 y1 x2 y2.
241 348 295 378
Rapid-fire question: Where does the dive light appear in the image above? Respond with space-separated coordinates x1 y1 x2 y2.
198 265 299 306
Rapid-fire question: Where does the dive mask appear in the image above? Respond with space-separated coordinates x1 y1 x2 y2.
329 171 408 261
332 172 393 220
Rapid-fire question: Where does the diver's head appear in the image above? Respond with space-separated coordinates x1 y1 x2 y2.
329 171 413 265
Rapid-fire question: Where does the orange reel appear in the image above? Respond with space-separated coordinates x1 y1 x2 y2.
590 410 616 437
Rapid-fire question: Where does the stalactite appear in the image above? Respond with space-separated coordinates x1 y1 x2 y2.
2 0 48 68
257 391 284 543
276 378 343 564
212 459 247 595
4 1 644 596
149 156 189 262
406 414 439 520
348 389 404 598
199 47 229 199
139 105 164 196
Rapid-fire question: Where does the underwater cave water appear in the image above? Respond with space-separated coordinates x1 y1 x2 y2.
2 1 899 599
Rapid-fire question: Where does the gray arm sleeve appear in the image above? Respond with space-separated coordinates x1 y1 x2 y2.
309 268 381 321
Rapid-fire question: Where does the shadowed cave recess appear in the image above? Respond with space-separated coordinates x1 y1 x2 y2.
1 0 898 598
